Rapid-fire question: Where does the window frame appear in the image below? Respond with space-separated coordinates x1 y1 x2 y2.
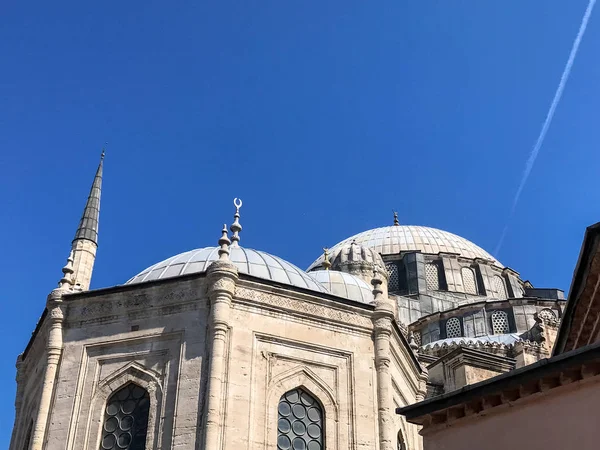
445 317 462 339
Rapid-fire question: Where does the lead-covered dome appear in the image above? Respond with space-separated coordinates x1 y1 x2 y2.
308 270 374 304
126 246 328 293
308 225 500 270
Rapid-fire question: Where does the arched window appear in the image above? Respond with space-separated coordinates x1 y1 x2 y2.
461 267 477 295
538 308 556 321
100 383 150 450
397 430 406 450
387 263 400 292
425 263 440 291
445 317 462 338
277 388 323 450
492 276 507 300
491 310 510 334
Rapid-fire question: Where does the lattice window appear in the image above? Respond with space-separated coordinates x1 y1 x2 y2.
492 276 507 300
461 267 477 295
413 332 422 346
387 263 399 292
397 430 406 450
491 310 510 334
425 263 440 291
277 388 323 450
538 308 556 321
100 383 150 450
445 317 462 338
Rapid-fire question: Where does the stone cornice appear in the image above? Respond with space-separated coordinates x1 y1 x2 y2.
421 337 544 359
397 340 600 430
428 346 516 374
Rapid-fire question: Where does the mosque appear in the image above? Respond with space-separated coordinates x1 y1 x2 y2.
10 154 566 450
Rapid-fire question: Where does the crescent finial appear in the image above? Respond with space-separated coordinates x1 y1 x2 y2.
234 198 243 211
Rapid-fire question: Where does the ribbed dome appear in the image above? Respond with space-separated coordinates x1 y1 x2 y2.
308 225 500 270
308 270 374 304
328 240 385 270
126 246 328 293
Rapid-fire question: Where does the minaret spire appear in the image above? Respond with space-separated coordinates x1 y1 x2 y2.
73 149 103 245
70 149 104 290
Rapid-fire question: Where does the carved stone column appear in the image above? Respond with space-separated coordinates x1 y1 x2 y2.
30 289 65 450
372 274 395 450
203 259 238 450
9 356 25 450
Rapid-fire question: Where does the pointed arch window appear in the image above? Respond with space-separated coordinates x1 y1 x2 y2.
277 388 323 450
100 383 150 450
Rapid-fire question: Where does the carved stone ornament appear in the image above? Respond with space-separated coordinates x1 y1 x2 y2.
235 286 372 329
48 306 64 321
208 276 236 297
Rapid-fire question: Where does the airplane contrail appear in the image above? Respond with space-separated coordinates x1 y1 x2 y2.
494 0 596 256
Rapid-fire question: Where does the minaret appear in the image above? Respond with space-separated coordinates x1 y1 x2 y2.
71 150 104 290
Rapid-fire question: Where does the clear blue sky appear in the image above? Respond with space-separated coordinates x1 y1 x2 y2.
1 1 599 444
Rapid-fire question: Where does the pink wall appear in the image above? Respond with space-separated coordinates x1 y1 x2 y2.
424 378 600 450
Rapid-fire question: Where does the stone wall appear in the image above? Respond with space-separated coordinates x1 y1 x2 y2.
12 273 425 450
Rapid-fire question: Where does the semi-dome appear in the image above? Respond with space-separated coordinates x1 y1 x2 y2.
308 225 500 270
308 270 374 304
126 246 328 293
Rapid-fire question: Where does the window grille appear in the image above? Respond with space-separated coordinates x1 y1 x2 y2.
492 276 507 300
491 310 510 334
277 388 323 450
387 263 399 292
413 332 422 346
461 267 477 295
425 263 440 291
538 309 556 321
100 383 150 450
445 317 461 338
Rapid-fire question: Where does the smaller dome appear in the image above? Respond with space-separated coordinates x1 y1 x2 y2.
308 270 374 304
316 241 386 278
126 246 328 293
334 240 385 267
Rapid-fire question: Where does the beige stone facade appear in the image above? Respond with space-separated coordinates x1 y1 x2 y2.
11 270 426 450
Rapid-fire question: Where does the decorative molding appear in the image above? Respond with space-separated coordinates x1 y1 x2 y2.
234 286 373 331
251 332 356 450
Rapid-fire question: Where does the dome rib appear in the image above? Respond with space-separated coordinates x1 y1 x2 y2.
126 246 329 293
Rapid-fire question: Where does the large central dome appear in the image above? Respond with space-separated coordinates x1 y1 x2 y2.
308 225 500 270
